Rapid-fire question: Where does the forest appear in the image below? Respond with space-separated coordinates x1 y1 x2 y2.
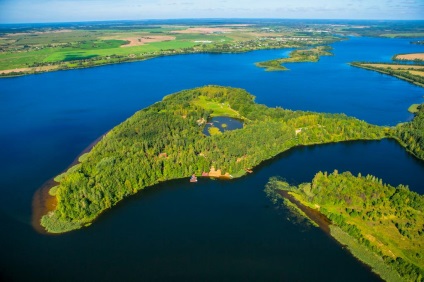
255 45 332 71
267 171 424 282
394 104 424 161
41 85 389 233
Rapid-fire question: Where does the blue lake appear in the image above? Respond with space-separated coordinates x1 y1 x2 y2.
0 36 423 281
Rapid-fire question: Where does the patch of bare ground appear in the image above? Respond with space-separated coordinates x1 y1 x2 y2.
120 35 176 47
409 70 424 77
0 65 58 74
395 53 424 61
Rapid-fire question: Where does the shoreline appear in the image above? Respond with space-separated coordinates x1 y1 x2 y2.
0 47 285 78
35 139 392 234
277 190 396 282
31 132 107 234
0 38 342 79
278 190 331 232
349 62 424 88
33 86 392 233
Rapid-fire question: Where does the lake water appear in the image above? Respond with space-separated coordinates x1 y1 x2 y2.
0 36 423 281
203 116 244 136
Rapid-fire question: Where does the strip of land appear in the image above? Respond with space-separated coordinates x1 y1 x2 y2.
350 62 424 87
266 171 424 282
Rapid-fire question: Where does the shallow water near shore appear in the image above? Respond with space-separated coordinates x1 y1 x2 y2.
0 36 423 281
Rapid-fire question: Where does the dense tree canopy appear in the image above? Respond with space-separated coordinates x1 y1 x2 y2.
394 104 424 160
41 86 389 233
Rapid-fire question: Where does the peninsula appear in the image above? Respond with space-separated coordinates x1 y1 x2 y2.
40 85 390 233
266 171 424 282
350 49 424 89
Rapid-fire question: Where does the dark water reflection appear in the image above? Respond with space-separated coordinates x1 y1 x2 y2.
2 139 423 281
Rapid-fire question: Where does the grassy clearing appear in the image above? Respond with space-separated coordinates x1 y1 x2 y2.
192 95 241 118
408 104 420 113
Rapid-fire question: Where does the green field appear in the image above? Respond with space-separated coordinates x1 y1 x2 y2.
192 95 242 118
0 22 341 76
2 20 422 76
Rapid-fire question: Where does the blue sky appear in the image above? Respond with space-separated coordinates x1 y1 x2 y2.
0 0 423 23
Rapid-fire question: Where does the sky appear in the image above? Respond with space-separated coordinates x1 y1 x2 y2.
0 0 423 23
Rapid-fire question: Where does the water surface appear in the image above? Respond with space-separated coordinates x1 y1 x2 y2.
0 36 423 281
203 116 244 136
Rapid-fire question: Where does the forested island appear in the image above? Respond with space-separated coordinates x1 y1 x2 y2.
255 45 332 71
266 172 424 282
40 85 391 233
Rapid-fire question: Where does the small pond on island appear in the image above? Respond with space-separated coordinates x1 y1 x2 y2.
203 116 244 136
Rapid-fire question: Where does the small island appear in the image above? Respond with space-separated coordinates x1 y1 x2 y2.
266 171 424 282
39 85 392 233
255 46 332 71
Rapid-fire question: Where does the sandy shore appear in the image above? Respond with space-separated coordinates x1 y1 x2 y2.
31 133 107 234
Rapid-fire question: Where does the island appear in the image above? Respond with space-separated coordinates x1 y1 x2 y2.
39 85 391 233
255 45 332 71
265 171 424 282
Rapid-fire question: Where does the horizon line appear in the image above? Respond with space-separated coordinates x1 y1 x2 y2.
1 17 424 25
